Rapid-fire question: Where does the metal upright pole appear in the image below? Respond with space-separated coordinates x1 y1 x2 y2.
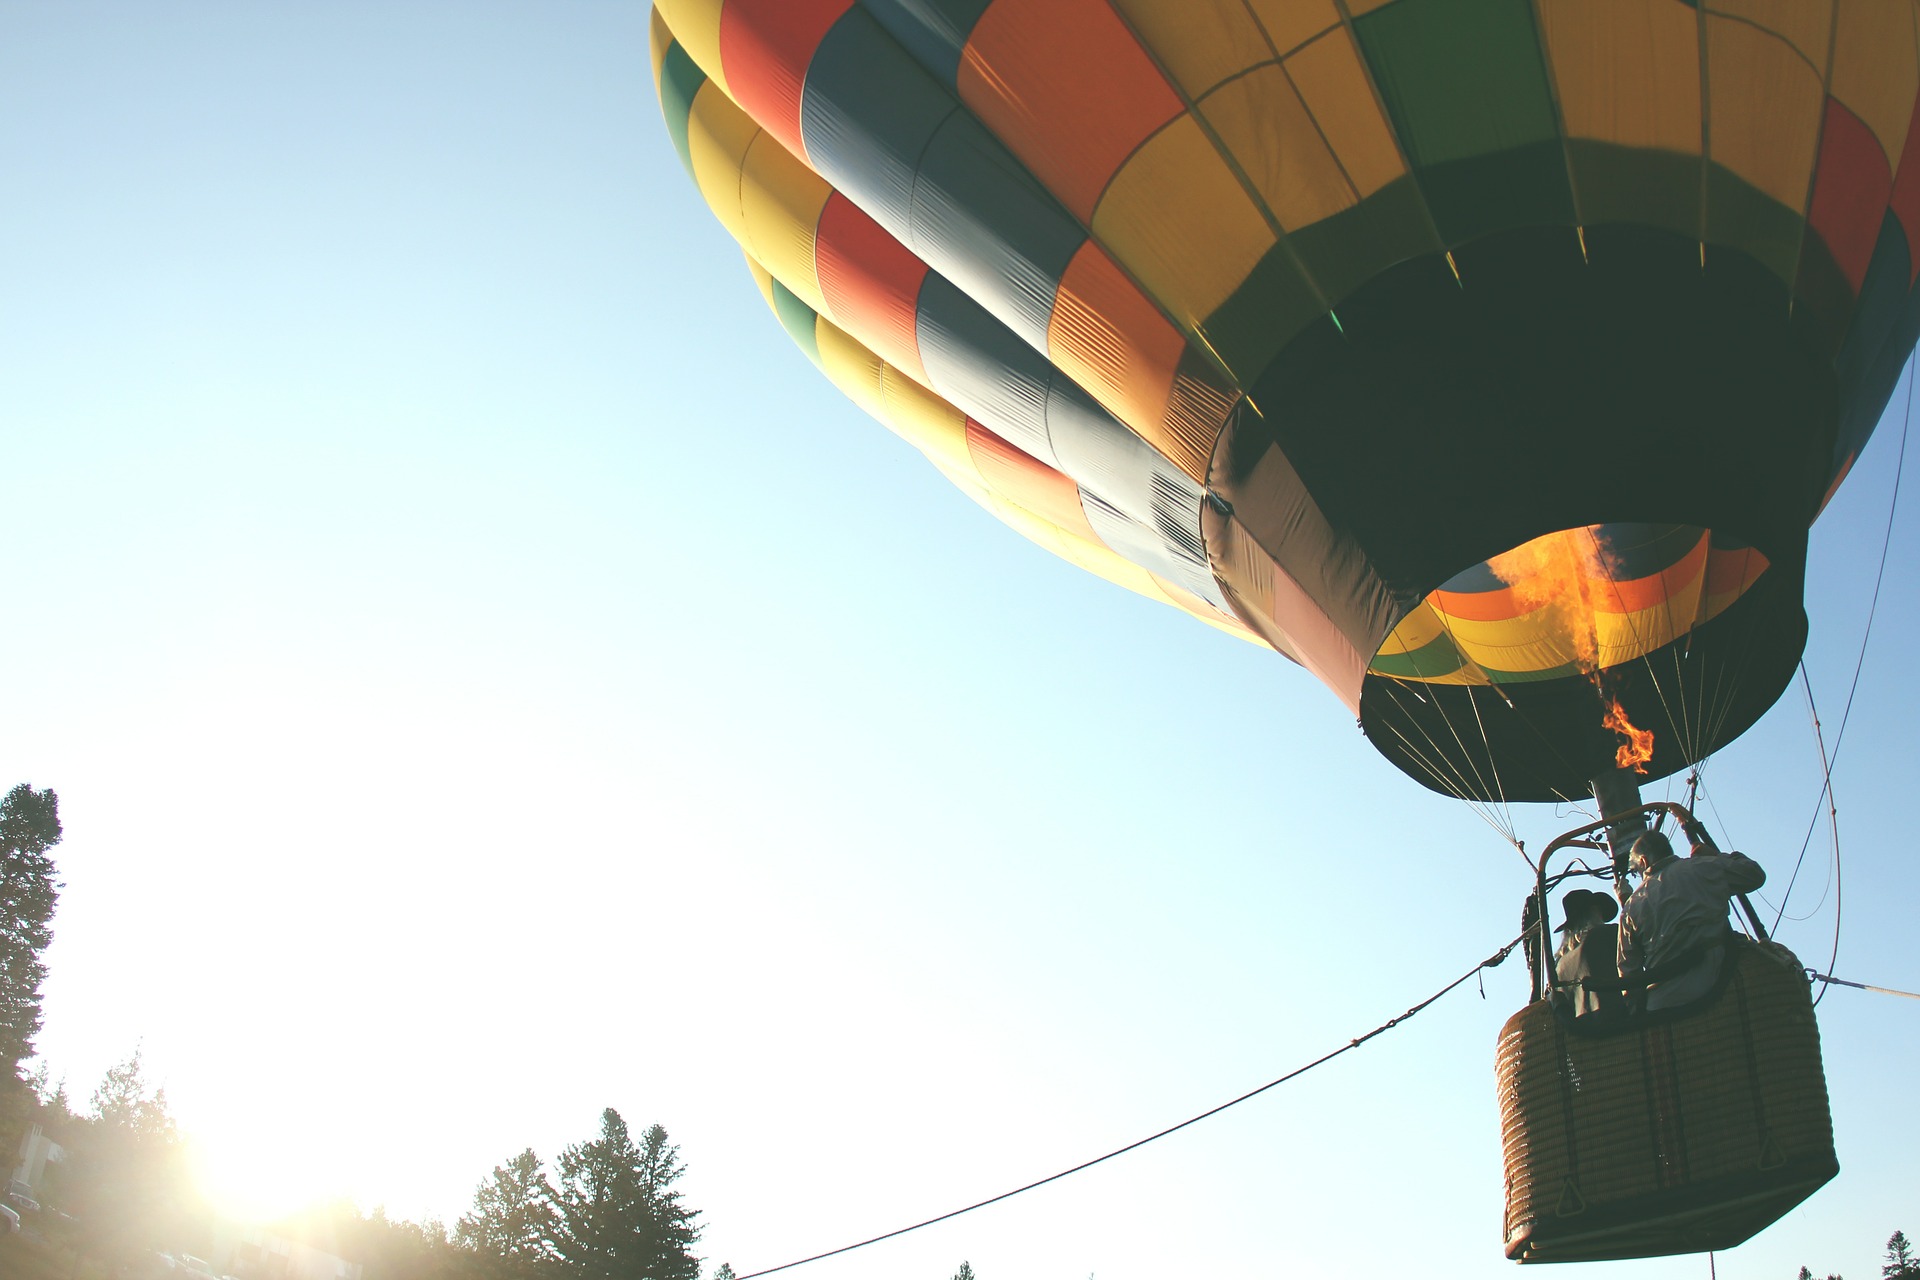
1592 769 1645 985
1590 768 1647 903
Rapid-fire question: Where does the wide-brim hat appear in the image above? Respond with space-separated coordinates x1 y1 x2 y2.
1555 887 1619 930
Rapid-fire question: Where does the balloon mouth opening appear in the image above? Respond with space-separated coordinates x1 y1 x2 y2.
1367 523 1772 688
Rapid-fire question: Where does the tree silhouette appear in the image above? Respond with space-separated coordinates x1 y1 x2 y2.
1886 1230 1920 1280
952 1264 976 1280
549 1109 702 1280
456 1148 561 1276
0 784 62 1092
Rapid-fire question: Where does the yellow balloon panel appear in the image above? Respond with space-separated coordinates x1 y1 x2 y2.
1090 114 1281 328
1704 15 1826 211
1538 0 1703 155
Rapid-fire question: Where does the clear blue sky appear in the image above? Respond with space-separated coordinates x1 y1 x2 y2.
2 5 1915 1279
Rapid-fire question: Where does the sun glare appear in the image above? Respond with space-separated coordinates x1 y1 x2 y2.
187 1121 355 1225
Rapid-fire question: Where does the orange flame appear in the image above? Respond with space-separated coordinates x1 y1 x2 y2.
1489 529 1657 771
1603 696 1655 774
1486 528 1615 675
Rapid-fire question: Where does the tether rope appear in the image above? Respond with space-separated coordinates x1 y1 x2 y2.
1803 971 1920 1000
734 932 1530 1279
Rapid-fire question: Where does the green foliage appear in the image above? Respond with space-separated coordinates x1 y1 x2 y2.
0 784 62 1078
457 1111 704 1280
342 1207 487 1280
89 1046 178 1140
1886 1230 1920 1280
952 1264 977 1280
548 1110 702 1280
455 1149 561 1277
710 1266 735 1280
26 1059 74 1123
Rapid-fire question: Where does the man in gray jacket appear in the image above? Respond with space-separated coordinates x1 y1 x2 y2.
1618 830 1766 1012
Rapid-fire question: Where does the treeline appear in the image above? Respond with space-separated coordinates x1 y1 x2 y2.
17 1050 199 1273
6 1052 1002 1280
0 783 726 1280
1798 1227 1920 1280
13 1059 719 1280
2 782 985 1280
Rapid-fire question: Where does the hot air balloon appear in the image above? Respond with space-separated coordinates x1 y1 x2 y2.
649 0 1917 1262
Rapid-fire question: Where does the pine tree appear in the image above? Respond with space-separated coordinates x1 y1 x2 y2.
952 1264 977 1280
549 1109 702 1280
27 1059 75 1124
89 1047 177 1141
0 784 62 1076
1886 1230 1920 1280
455 1148 560 1276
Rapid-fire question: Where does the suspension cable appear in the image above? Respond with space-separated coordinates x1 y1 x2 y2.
1763 668 1841 923
1771 353 1912 933
1813 798 1843 1010
734 932 1530 1279
1376 682 1524 853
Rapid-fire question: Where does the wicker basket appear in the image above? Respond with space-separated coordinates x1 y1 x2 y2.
1496 941 1837 1263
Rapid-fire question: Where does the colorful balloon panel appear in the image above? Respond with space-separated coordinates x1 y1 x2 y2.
654 0 1920 804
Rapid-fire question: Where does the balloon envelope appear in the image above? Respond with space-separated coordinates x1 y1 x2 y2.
653 0 1920 804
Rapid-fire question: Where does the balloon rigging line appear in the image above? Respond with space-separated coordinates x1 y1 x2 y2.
1661 645 1702 781
1692 639 1745 781
732 932 1531 1280
1771 352 1912 936
1418 592 1590 799
1762 672 1840 925
1813 790 1842 1009
1678 765 1734 860
1489 686 1590 805
1378 713 1471 799
1695 576 1762 776
1402 611 1517 835
1375 683 1519 848
1700 650 1745 773
1371 691 1471 799
1374 682 1539 869
1465 684 1513 824
1426 673 1505 815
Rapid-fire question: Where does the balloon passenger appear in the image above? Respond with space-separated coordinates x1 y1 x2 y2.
1618 831 1766 1012
1552 888 1622 1018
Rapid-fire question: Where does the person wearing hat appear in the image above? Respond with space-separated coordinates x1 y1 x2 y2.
1618 829 1766 1012
1553 888 1622 1018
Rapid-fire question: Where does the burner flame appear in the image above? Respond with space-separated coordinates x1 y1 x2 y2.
1603 696 1655 774
1487 528 1613 675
